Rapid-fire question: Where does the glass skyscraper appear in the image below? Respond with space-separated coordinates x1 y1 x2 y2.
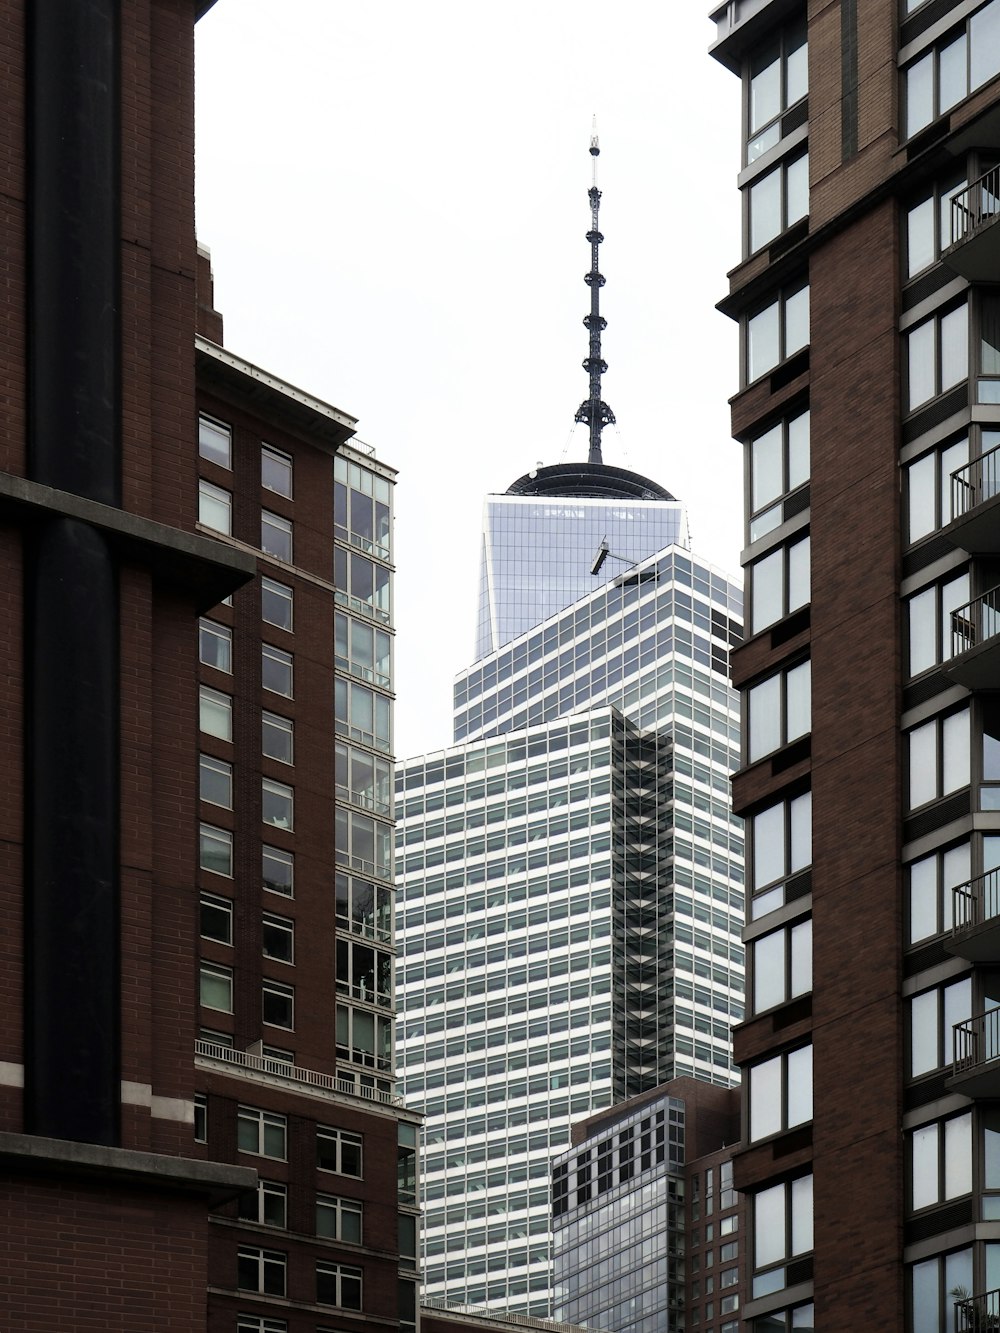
395 462 745 1316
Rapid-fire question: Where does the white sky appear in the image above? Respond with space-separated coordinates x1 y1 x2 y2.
194 1 743 759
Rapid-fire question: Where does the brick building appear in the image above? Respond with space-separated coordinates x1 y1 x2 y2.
711 0 1000 1329
0 2 417 1330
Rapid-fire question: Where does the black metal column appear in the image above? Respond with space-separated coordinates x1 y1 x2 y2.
25 0 121 1144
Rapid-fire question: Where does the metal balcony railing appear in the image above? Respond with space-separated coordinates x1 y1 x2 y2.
952 442 1000 522
953 867 1000 935
951 165 1000 248
954 1284 1000 1332
194 1038 402 1106
949 586 1000 661
953 1011 1000 1079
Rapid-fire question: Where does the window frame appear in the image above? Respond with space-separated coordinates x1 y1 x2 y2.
237 1246 286 1298
746 660 811 763
907 1110 973 1212
262 777 294 831
262 912 294 964
199 823 233 878
748 533 810 635
261 509 293 564
199 961 233 1013
745 149 809 257
904 299 968 413
316 1193 364 1245
316 1261 363 1311
239 1179 288 1229
263 844 294 897
199 752 233 809
199 617 232 673
750 916 812 1014
198 478 232 535
262 643 294 697
744 282 810 387
199 685 232 742
262 711 294 765
748 1044 813 1141
906 704 970 811
746 407 810 543
261 443 292 498
198 414 231 469
199 892 233 945
261 577 293 632
237 1106 287 1160
317 1126 364 1178
262 978 295 1030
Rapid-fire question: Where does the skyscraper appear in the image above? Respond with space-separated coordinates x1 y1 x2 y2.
395 134 745 1316
710 0 1000 1328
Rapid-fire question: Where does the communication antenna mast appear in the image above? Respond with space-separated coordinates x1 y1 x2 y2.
574 117 616 464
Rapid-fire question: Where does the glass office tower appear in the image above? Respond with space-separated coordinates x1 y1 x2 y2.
396 467 744 1316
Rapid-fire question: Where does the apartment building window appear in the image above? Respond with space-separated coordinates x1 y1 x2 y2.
199 479 231 535
199 618 232 672
263 844 294 897
262 510 292 563
237 1247 286 1297
237 1318 287 1333
199 753 232 809
906 301 968 411
239 1180 288 1228
336 1004 392 1071
199 962 232 1013
399 1122 418 1205
316 1194 363 1243
261 577 293 632
905 172 968 277
904 0 1000 138
746 20 807 162
335 871 392 943
749 535 810 635
336 678 391 753
907 705 970 810
335 807 392 880
747 660 810 762
749 1305 813 1331
907 840 970 944
747 408 809 542
199 892 233 944
335 611 392 688
237 1107 287 1159
262 712 294 765
199 685 232 741
262 912 294 963
399 1213 418 1270
752 917 811 1012
194 1095 207 1143
199 823 233 877
262 979 294 1029
746 283 809 385
317 1126 363 1176
335 455 392 560
752 1174 813 1297
909 1111 972 1210
334 548 391 623
909 976 971 1076
262 777 294 830
336 743 392 815
907 568 970 675
747 152 808 255
749 1045 812 1140
910 1248 972 1333
262 444 292 497
316 1261 363 1310
199 415 231 468
336 938 392 1007
905 434 969 543
262 643 294 697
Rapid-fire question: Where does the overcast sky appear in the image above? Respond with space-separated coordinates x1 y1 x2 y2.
194 2 743 758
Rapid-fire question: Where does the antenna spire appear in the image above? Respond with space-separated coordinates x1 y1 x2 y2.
574 117 615 465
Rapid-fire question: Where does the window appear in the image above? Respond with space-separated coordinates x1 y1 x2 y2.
752 1307 813 1331
335 807 392 880
336 939 392 1007
908 841 970 945
199 753 232 809
399 1213 418 1270
910 1247 973 1333
316 1194 363 1243
747 152 808 255
336 743 392 815
906 301 968 411
200 892 232 944
907 569 970 675
747 660 810 762
262 444 292 497
336 1004 392 1071
905 173 968 277
909 1112 972 1210
261 510 292 563
317 1126 363 1176
263 979 294 1029
199 479 231 535
262 778 294 830
199 415 231 468
263 845 294 897
262 913 294 964
334 548 391 623
262 711 293 765
335 872 392 943
199 618 231 672
335 612 391 688
749 535 810 634
335 679 391 753
746 21 807 163
200 963 232 1013
905 1 1000 138
199 685 232 741
239 1180 288 1228
335 454 392 560
200 823 232 877
747 409 809 542
907 705 970 810
261 577 293 632
399 1122 418 1205
316 1262 363 1311
749 1045 812 1140
750 790 811 912
909 976 971 1076
237 1107 287 1159
906 435 970 543
194 1095 207 1143
237 1247 286 1297
746 284 809 385
262 643 293 697
752 918 812 1012
236 1318 287 1333
752 1175 812 1296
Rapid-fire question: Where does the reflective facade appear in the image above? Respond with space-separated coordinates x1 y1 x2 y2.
397 515 744 1315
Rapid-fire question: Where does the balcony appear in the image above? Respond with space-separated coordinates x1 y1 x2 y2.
943 586 1000 689
944 167 1000 283
954 1285 1000 1332
946 443 1000 555
948 868 1000 963
950 1011 1000 1098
